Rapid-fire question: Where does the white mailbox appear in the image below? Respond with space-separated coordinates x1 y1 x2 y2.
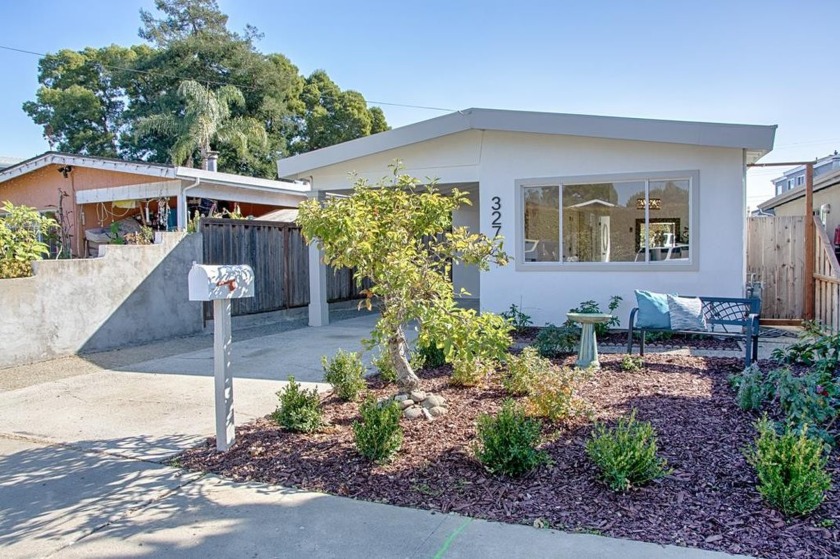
187 262 255 452
188 263 255 301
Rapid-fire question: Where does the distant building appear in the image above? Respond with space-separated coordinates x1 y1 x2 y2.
772 151 840 196
757 163 840 242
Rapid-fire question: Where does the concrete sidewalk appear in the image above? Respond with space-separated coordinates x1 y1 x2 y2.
0 314 756 559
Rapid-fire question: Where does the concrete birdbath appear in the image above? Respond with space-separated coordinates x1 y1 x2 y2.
566 312 613 369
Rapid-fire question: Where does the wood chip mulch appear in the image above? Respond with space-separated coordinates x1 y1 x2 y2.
177 355 839 559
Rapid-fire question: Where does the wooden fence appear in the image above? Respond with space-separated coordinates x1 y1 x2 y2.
814 215 840 331
201 218 368 318
746 216 805 319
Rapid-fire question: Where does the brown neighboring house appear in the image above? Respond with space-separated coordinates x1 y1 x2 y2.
0 152 308 257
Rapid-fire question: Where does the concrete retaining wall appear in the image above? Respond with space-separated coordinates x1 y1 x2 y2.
0 232 203 368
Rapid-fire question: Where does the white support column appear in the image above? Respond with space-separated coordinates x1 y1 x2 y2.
308 240 329 326
213 298 235 451
307 191 329 326
177 189 187 230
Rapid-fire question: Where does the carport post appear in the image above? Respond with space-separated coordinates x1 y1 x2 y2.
307 191 329 326
213 298 235 451
308 241 329 326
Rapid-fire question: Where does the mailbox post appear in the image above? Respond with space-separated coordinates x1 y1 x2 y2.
188 263 255 451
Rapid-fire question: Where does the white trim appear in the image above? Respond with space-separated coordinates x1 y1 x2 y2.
0 153 174 183
74 180 183 204
278 108 777 177
175 167 309 193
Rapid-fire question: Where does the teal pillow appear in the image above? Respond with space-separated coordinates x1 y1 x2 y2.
635 290 670 329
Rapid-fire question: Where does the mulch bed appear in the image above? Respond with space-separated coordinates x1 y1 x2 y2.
513 327 742 350
178 355 839 559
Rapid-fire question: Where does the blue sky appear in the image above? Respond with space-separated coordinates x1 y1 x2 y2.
1 0 837 208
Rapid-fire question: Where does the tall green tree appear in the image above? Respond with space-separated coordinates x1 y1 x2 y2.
22 45 149 156
298 167 510 391
138 80 267 167
291 70 389 154
22 0 387 177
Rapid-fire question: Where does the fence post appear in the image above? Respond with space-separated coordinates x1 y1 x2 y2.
805 163 815 321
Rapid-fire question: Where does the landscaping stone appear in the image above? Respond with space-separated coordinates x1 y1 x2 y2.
428 406 447 418
421 394 445 409
394 394 410 402
409 390 426 402
421 407 433 421
403 407 424 420
399 399 415 410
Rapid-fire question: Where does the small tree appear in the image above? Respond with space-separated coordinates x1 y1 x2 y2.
0 201 57 278
298 166 511 391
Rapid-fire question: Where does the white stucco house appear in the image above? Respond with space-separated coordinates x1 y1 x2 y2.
278 108 776 327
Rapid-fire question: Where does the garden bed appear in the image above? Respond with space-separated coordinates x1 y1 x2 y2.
178 355 839 559
513 327 742 350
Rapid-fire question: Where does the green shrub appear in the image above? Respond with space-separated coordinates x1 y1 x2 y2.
0 201 57 279
729 364 838 444
503 347 553 396
586 410 670 491
770 368 837 432
501 303 533 334
526 366 590 421
735 364 770 411
415 339 446 368
620 355 644 372
532 323 577 357
474 399 547 476
372 349 397 383
353 396 404 463
451 356 494 387
272 376 323 433
772 323 840 375
745 417 832 516
322 349 366 401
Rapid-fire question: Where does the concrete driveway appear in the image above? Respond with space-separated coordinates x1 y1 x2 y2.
0 313 748 559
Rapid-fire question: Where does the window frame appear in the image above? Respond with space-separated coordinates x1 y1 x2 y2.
515 170 699 272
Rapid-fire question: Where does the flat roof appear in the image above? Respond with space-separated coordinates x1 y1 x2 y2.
278 108 777 177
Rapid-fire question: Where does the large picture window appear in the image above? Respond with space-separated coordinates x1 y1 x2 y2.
518 172 695 268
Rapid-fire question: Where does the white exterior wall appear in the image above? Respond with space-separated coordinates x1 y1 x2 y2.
299 130 747 327
477 131 746 326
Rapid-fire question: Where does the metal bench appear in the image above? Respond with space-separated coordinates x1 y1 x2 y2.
627 295 761 368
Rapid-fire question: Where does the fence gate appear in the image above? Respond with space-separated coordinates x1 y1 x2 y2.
746 216 805 319
201 218 368 319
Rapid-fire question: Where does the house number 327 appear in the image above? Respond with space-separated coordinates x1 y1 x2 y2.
490 196 502 237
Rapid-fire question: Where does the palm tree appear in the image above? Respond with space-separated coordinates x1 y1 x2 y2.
138 80 267 168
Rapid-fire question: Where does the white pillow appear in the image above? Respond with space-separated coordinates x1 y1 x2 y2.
666 295 707 331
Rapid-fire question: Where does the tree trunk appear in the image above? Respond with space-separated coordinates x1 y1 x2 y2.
389 325 420 392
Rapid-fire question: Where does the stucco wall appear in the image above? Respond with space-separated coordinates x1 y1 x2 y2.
0 232 203 368
477 131 746 325
301 129 749 326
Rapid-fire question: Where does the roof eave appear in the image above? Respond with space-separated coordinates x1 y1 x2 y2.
277 108 777 178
